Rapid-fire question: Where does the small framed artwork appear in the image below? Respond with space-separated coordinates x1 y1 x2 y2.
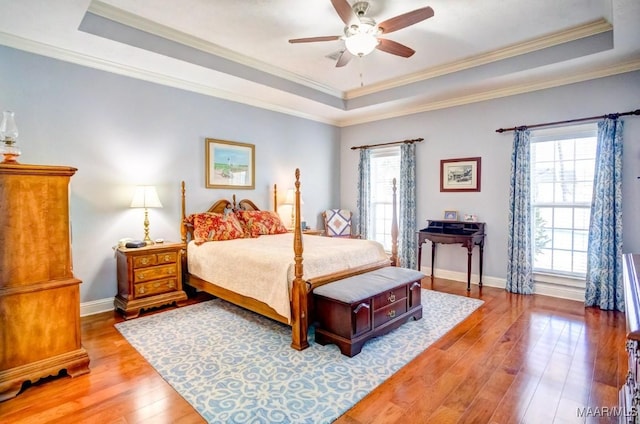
464 214 478 222
444 210 458 220
440 157 481 192
205 138 255 189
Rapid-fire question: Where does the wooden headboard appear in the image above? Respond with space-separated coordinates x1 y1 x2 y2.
205 196 261 214
180 182 279 243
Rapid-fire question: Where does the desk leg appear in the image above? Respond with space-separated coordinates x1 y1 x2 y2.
417 243 422 271
479 243 484 287
466 247 472 291
431 242 436 277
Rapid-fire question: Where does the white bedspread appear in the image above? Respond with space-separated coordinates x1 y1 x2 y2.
187 233 389 322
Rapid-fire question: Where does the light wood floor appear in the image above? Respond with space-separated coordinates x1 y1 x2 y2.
0 279 626 424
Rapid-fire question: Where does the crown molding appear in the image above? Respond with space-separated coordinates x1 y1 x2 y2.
336 58 640 126
1 28 636 129
88 0 345 99
0 31 338 125
345 18 613 99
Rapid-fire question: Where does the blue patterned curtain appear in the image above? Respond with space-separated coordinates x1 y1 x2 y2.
399 143 417 269
506 129 534 294
585 118 624 311
356 148 371 239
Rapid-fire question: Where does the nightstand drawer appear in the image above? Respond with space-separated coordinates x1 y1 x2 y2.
134 264 177 283
133 254 157 268
135 278 178 297
156 252 177 265
133 252 178 268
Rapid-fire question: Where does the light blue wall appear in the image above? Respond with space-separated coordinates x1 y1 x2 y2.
0 45 341 303
340 71 640 282
2 43 639 302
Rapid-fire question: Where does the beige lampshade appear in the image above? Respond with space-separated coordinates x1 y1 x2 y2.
284 189 303 205
130 186 163 209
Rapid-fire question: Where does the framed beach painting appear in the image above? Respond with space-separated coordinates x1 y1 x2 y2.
205 138 255 189
440 157 481 192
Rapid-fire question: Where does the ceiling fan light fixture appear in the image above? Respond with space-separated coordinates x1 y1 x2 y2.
345 32 378 56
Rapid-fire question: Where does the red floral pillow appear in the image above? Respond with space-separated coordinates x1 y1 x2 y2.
235 210 288 238
188 212 245 244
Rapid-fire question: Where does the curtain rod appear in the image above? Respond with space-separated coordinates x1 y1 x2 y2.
350 138 424 150
495 109 640 133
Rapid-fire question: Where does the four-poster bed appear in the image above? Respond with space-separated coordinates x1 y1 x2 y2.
180 168 398 350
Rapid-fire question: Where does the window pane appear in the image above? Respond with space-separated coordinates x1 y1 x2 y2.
535 248 552 269
575 159 595 180
369 147 400 251
553 250 573 272
535 182 554 202
553 208 573 228
554 182 574 203
574 182 593 203
530 124 597 280
573 251 588 275
533 142 555 161
573 229 589 251
574 208 590 230
575 138 596 159
553 229 573 250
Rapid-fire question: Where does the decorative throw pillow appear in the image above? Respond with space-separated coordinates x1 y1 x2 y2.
325 209 352 237
188 212 245 244
235 210 288 238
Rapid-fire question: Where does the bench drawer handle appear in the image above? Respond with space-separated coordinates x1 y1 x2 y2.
387 309 396 318
353 302 370 315
388 293 396 303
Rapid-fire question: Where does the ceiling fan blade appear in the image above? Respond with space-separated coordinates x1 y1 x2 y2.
289 35 341 43
377 6 434 34
335 50 353 67
376 38 415 58
331 0 357 25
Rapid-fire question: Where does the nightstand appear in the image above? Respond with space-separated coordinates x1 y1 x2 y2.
114 241 188 319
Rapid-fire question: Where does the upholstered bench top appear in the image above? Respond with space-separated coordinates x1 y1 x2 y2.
313 267 425 304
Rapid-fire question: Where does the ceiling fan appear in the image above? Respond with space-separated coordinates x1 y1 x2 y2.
288 0 434 67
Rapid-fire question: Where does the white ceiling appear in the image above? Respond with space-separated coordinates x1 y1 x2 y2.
0 0 638 126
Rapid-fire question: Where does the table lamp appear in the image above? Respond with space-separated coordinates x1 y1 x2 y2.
284 188 304 229
130 185 163 245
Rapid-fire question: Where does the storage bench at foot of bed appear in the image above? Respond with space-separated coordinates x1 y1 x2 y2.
313 267 425 357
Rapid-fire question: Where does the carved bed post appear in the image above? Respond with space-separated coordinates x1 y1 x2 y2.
391 178 398 267
291 168 309 351
180 181 187 245
273 184 278 213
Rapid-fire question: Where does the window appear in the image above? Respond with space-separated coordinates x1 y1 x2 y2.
531 123 597 282
369 147 400 251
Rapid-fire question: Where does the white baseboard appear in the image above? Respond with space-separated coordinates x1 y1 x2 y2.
419 267 505 289
80 297 115 317
82 268 585 317
532 281 585 302
419 266 585 302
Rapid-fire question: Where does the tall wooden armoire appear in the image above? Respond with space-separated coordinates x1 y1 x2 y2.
0 163 90 401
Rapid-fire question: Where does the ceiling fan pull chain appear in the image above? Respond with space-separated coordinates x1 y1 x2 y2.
359 55 365 87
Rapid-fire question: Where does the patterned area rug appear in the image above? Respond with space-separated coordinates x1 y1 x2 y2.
115 289 483 423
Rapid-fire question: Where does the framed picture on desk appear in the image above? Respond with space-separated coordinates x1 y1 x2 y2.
444 210 458 220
